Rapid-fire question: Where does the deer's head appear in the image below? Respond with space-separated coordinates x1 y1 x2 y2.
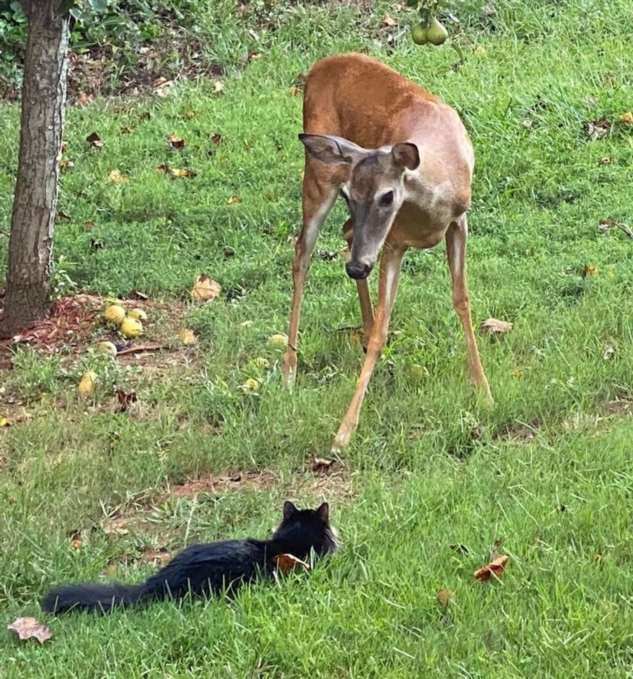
300 133 420 279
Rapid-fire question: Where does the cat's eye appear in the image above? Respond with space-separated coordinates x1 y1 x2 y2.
379 191 394 207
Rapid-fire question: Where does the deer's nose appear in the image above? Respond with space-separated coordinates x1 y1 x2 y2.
346 261 372 280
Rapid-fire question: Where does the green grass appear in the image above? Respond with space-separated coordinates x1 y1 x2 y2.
2 1 633 676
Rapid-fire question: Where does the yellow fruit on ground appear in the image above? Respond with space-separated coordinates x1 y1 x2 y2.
120 317 143 338
96 341 117 356
242 378 260 393
127 308 148 321
78 371 97 398
267 333 288 350
104 304 126 325
178 328 197 345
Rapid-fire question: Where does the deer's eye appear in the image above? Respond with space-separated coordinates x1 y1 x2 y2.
379 191 394 207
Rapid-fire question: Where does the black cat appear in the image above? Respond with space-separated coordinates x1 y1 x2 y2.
42 501 336 614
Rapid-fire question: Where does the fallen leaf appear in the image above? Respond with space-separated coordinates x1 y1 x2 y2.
213 80 225 94
480 318 513 335
7 618 53 644
449 543 470 556
178 328 197 345
289 85 302 97
77 92 93 106
474 554 510 582
191 274 221 302
312 457 336 474
274 553 311 574
153 78 174 97
382 14 397 27
603 344 615 360
585 118 611 141
436 589 455 608
108 169 129 185
83 220 96 231
582 264 598 277
620 111 633 125
248 51 262 62
227 195 241 205
59 159 74 171
210 133 223 145
86 131 104 148
168 133 186 150
169 167 196 178
115 389 137 413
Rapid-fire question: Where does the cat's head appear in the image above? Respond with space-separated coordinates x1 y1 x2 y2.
272 501 338 559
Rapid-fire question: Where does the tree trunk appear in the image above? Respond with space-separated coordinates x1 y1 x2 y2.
0 1 69 338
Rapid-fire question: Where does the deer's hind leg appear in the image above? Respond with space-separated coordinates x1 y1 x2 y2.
282 161 339 387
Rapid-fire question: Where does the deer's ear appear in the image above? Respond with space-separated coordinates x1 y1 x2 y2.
392 142 420 171
282 501 298 520
299 133 367 165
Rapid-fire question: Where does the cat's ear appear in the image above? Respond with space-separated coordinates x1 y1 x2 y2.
282 501 297 520
316 502 329 522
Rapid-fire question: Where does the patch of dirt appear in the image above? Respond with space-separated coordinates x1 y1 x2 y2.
603 399 633 417
496 419 541 444
0 293 196 373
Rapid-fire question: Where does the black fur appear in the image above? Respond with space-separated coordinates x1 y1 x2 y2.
41 501 336 614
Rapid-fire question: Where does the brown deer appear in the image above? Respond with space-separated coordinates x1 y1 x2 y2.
282 53 492 452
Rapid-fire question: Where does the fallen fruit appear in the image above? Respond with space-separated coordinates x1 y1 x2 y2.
241 378 260 393
178 328 197 345
191 274 221 302
104 304 126 325
78 371 97 398
120 317 143 339
427 17 449 45
411 22 428 44
127 308 147 322
408 363 429 382
267 334 288 350
96 341 118 356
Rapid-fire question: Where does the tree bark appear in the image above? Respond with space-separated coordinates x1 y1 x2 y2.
0 1 69 338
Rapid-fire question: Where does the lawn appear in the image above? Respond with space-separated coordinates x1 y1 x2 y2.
1 1 633 676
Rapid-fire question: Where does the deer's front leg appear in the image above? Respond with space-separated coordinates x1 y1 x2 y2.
446 216 493 406
332 245 405 452
282 166 337 388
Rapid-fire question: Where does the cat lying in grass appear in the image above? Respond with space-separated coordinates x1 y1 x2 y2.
42 501 336 614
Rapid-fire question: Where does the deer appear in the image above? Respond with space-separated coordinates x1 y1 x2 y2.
281 53 493 452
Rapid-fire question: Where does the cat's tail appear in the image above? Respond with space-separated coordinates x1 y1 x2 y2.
41 582 146 614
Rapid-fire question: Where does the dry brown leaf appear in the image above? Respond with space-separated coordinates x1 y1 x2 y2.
168 133 186 150
274 553 311 574
7 618 53 644
211 133 223 145
480 318 513 335
474 554 509 582
436 589 455 608
86 131 104 148
585 118 611 140
191 274 221 302
169 167 196 178
312 457 336 474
